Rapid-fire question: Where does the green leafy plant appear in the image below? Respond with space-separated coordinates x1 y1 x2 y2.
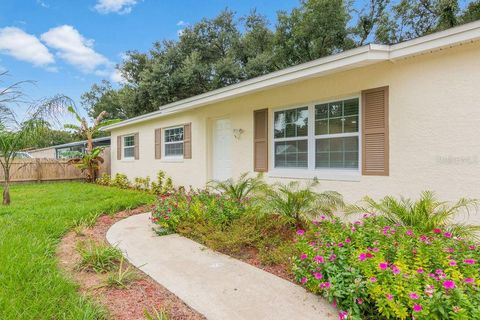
265 180 343 226
96 173 112 186
150 171 174 195
133 176 151 191
144 307 169 320
105 257 138 288
68 146 105 182
208 172 267 202
293 215 480 319
76 240 122 273
349 191 480 239
111 173 130 189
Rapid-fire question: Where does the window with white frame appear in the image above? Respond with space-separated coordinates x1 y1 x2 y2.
164 126 184 157
315 99 359 169
273 98 360 170
123 135 135 159
273 107 309 168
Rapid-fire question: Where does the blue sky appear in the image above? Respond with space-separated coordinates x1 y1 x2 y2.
0 0 301 117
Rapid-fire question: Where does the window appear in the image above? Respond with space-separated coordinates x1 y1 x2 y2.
273 98 360 171
315 99 359 169
164 126 184 157
273 107 308 168
123 135 135 159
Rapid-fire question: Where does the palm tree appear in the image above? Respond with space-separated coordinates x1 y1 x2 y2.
208 172 267 202
0 72 72 204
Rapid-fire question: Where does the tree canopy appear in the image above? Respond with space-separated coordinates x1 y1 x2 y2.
82 0 480 120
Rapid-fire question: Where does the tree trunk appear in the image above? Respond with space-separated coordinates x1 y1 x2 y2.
3 181 10 205
86 133 93 153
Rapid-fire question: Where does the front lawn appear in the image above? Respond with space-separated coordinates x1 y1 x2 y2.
0 182 154 320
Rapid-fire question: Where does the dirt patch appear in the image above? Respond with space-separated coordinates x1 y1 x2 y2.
57 205 205 320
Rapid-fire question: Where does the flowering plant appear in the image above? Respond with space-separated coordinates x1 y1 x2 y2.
152 188 246 232
293 215 480 319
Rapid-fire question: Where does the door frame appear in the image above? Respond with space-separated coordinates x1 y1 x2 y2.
208 115 232 181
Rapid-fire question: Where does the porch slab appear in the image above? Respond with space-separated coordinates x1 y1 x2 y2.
106 212 337 320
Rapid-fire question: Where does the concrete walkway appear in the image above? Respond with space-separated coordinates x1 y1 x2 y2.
106 213 337 320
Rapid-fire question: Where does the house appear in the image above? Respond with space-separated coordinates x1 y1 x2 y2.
28 137 111 159
102 21 480 220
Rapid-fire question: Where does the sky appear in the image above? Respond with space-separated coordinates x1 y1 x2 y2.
0 0 301 118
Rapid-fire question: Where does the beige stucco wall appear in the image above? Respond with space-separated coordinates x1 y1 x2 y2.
110 41 480 222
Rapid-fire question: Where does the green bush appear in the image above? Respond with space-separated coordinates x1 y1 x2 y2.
293 215 480 319
133 176 151 191
96 173 112 186
208 172 267 202
265 180 344 226
152 188 245 232
111 173 130 189
150 171 174 195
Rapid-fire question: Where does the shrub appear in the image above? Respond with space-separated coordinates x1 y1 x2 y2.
266 180 344 227
77 240 123 273
152 188 245 232
293 215 480 319
111 173 131 189
144 307 169 320
208 172 267 202
151 171 174 195
96 173 112 186
133 176 151 191
349 191 480 239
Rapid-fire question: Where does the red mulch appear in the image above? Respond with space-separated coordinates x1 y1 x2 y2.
57 205 205 320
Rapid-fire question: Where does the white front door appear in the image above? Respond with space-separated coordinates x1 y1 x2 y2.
212 118 233 181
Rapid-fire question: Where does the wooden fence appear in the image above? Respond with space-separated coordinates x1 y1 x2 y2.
0 147 111 183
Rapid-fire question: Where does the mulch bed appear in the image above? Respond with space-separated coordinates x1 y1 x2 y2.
57 206 205 320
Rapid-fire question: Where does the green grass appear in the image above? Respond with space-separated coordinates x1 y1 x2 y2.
77 240 123 273
0 182 155 320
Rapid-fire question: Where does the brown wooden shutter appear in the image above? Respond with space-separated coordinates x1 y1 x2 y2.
116 135 122 160
133 133 139 160
155 128 162 159
253 109 268 172
183 123 192 159
362 86 389 176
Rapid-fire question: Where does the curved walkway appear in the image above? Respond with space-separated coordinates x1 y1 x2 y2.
106 213 337 320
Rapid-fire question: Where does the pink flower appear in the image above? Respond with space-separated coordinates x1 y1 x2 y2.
379 262 388 270
371 247 380 252
358 253 367 261
409 292 419 300
370 277 377 283
464 278 474 284
446 248 455 253
443 280 456 289
345 238 351 243
464 259 475 265
319 282 331 289
425 285 435 297
386 293 393 300
338 242 344 247
413 304 423 312
296 229 305 236
329 254 336 262
416 268 424 273
339 310 348 320
300 253 308 260
391 265 400 274
433 228 442 234
469 245 476 250
449 260 457 266
357 298 363 304
406 229 414 236
366 252 373 258
314 255 325 264
313 272 323 279
444 232 452 238
301 277 308 284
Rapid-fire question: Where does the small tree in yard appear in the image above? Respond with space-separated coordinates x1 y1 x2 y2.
0 72 71 205
64 106 120 182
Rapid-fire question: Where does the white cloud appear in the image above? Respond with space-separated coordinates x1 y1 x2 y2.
0 27 55 67
110 69 125 83
176 20 188 26
94 0 138 14
41 25 110 73
36 0 49 8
